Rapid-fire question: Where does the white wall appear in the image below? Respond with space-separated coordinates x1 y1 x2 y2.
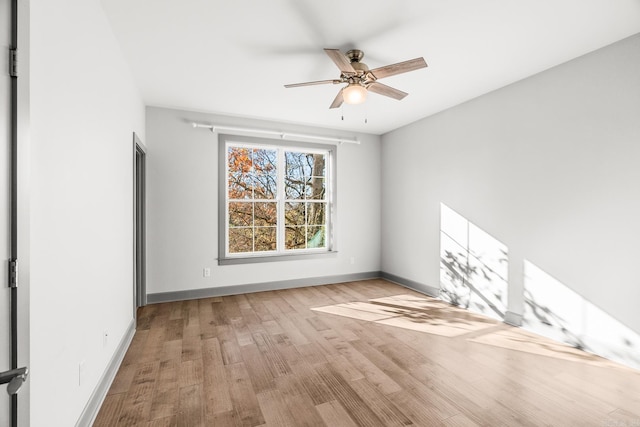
145 106 381 296
382 34 640 338
30 0 144 425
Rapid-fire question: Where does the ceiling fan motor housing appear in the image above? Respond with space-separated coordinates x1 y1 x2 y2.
284 47 427 109
346 49 365 62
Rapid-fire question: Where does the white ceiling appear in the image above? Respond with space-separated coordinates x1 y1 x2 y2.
101 0 640 135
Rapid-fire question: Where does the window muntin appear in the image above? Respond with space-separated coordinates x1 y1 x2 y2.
224 139 332 259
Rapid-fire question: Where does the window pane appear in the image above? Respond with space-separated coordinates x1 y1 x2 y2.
285 175 305 200
253 149 277 199
285 202 305 226
285 226 307 250
285 151 325 200
308 153 325 178
254 173 277 199
228 173 253 199
254 202 277 226
229 227 253 253
228 147 252 173
306 202 325 226
307 226 325 248
306 177 325 200
229 202 253 227
285 151 312 178
252 149 277 171
255 227 277 252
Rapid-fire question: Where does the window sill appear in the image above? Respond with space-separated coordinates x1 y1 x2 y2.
218 251 338 266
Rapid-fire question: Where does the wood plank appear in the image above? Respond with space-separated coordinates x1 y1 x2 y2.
139 325 167 364
314 362 384 426
221 295 242 322
181 334 202 361
256 389 298 426
206 410 242 427
217 324 243 365
202 338 233 415
275 374 327 426
315 400 359 427
330 336 402 396
439 413 480 427
263 300 309 346
198 300 218 339
137 305 158 331
179 359 204 388
165 319 184 341
169 301 184 320
160 339 183 362
93 393 125 427
182 299 200 331
177 384 204 427
287 359 334 405
231 316 255 347
210 301 229 326
108 363 137 395
226 362 265 426
387 390 450 426
149 359 179 420
252 331 292 377
147 415 177 427
245 293 274 322
120 329 150 368
239 343 276 393
150 303 172 329
117 361 160 425
94 280 640 427
348 378 413 427
307 316 331 332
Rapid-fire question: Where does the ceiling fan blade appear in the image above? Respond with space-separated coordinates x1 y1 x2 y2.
329 90 344 109
367 82 408 100
324 48 356 74
370 57 427 80
284 79 341 88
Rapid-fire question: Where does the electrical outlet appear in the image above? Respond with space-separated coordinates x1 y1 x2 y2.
103 330 109 348
203 267 211 277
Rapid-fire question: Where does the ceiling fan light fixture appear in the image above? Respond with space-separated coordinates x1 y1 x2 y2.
342 83 367 105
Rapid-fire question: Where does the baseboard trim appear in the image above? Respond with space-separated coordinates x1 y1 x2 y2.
147 271 383 304
504 310 523 327
75 318 136 427
380 272 440 298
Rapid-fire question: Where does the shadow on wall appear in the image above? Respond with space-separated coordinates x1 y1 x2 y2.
439 203 508 321
523 260 640 370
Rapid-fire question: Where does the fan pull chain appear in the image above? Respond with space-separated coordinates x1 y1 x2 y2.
341 105 344 121
364 107 368 124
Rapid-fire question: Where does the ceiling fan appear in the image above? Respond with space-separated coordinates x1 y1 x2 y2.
285 48 427 109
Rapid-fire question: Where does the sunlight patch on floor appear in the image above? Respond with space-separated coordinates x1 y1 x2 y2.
312 294 498 338
312 293 638 371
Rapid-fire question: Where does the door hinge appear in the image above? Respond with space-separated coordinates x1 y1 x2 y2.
9 259 18 288
9 48 18 77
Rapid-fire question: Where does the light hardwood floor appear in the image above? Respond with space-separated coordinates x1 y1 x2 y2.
93 279 640 426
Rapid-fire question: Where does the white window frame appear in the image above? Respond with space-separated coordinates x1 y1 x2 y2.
218 134 337 265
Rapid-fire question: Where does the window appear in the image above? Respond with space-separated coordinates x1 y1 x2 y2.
219 134 335 264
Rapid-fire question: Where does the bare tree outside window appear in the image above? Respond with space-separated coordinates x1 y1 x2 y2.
285 151 326 250
227 144 328 255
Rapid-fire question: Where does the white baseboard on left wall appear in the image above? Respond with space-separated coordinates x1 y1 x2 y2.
75 319 136 427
